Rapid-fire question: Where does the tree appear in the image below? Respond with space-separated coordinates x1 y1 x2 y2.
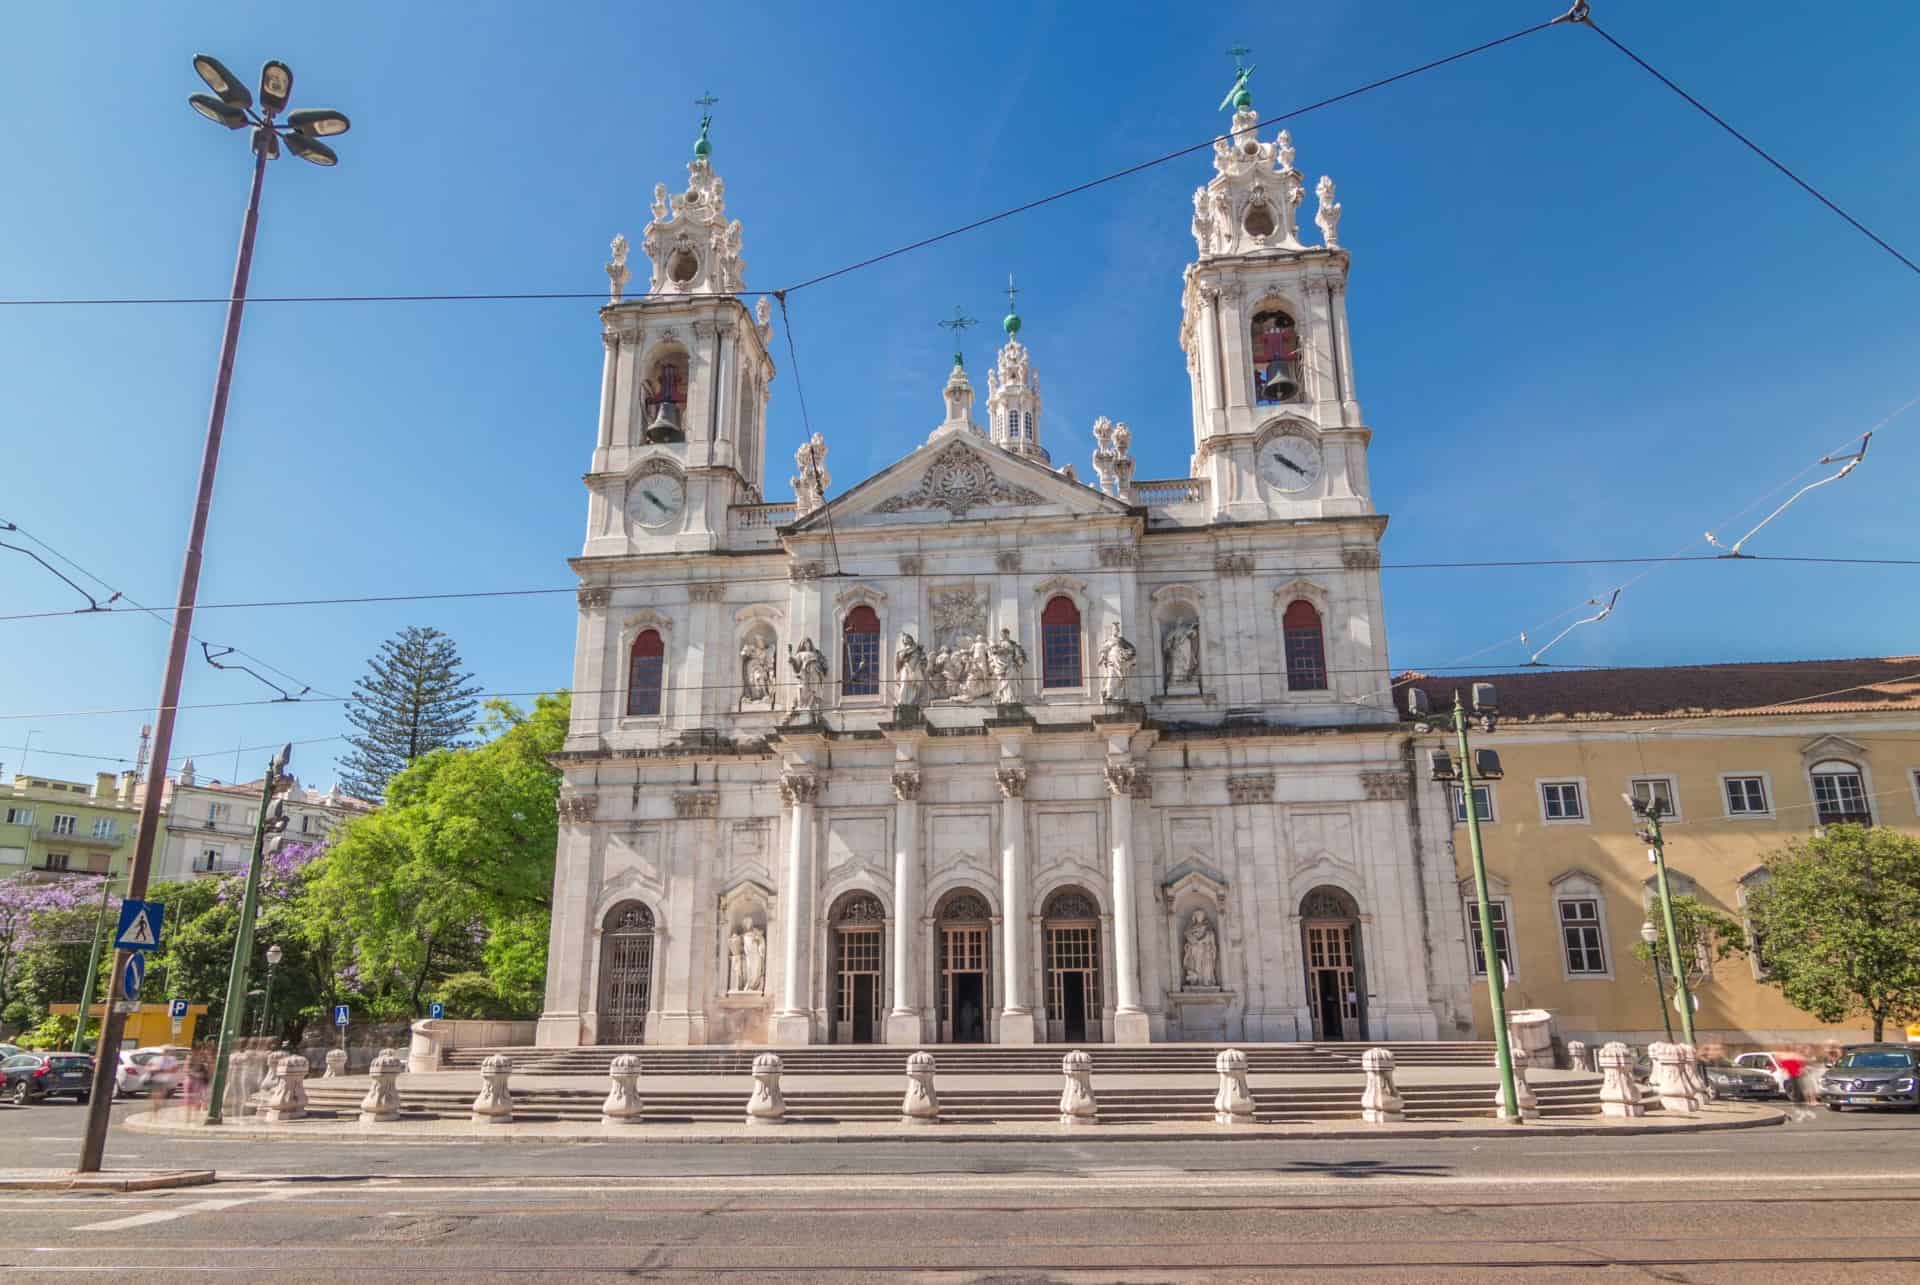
338 625 482 801
304 693 567 1019
0 876 118 1031
1631 894 1748 990
1745 824 1920 1041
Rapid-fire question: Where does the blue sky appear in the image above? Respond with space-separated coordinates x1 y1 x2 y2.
2 1 1915 790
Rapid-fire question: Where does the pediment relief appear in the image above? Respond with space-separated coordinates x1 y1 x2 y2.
789 433 1129 532
876 442 1045 517
1799 733 1869 764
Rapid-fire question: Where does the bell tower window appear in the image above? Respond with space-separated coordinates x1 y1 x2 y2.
1251 308 1302 405
1243 201 1276 239
643 352 689 444
627 629 665 716
668 248 699 284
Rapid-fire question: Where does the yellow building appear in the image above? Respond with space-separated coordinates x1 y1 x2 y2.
0 771 142 878
1403 657 1920 1049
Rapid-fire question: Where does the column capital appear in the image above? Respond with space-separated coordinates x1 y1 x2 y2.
1103 762 1150 799
995 766 1029 799
779 772 824 806
890 769 923 802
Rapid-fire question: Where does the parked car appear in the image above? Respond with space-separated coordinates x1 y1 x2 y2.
1816 1045 1920 1112
115 1046 189 1098
1733 1051 1808 1101
0 1043 23 1062
0 1052 95 1104
1701 1059 1784 1100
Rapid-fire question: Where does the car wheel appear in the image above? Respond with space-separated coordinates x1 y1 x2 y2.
10 1082 28 1105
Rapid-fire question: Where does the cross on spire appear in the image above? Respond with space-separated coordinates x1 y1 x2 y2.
1002 274 1023 338
938 306 977 367
693 92 718 160
1219 45 1256 113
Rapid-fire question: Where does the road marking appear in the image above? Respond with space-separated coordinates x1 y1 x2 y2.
70 1192 288 1232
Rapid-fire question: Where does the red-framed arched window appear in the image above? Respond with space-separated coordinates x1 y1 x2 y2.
842 605 881 696
1282 600 1327 691
627 629 665 716
1041 596 1083 689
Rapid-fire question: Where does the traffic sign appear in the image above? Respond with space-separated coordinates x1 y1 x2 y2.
334 1004 351 1028
169 998 189 1020
121 952 146 1002
114 900 165 952
429 1002 444 1020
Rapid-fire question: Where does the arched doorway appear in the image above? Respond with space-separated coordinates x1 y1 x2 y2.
829 892 886 1044
597 901 656 1045
1043 887 1102 1043
1299 887 1366 1041
935 890 993 1043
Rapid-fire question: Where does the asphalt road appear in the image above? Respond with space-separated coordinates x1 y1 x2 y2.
3 1100 1918 1280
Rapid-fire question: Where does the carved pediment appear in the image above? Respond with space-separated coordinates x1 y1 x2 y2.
875 442 1045 517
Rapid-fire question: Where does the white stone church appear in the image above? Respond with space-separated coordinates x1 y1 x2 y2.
536 88 1475 1048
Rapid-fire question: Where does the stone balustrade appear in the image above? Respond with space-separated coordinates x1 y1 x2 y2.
1130 477 1209 507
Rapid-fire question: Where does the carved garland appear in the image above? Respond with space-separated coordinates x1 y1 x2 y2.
1361 770 1410 801
941 893 993 922
876 444 1045 517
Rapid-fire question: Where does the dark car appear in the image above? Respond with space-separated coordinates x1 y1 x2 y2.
1816 1044 1920 1112
1702 1060 1785 1100
1 1051 96 1104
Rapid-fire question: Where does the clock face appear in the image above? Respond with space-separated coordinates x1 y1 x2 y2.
1259 433 1323 493
629 472 686 528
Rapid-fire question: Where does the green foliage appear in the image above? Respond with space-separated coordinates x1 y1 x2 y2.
339 624 483 802
436 971 522 1021
304 693 567 1020
1745 824 1920 1041
481 912 548 1019
1631 894 1748 987
17 1011 77 1050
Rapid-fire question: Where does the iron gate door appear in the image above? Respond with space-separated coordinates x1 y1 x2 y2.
599 904 655 1044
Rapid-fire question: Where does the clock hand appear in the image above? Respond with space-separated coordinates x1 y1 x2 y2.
1272 453 1307 475
644 491 668 511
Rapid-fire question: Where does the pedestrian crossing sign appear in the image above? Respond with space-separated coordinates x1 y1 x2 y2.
114 899 165 952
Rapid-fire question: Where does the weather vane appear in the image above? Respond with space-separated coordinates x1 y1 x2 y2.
1005 273 1019 312
938 306 977 367
693 91 718 157
1219 44 1256 113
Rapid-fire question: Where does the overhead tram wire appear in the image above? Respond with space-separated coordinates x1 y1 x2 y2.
0 14 1570 313
1568 4 1919 277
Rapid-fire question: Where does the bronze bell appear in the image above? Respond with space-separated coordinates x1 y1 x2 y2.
1260 368 1299 402
643 400 685 444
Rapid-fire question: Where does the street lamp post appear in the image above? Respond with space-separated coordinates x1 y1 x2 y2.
203 749 291 1125
1412 683 1522 1123
69 871 123 1054
75 56 349 1174
1627 794 1698 1047
258 944 284 1038
1640 919 1675 1043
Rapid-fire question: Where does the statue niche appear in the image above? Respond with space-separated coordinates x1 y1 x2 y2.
1181 909 1220 990
1159 609 1201 696
725 910 769 995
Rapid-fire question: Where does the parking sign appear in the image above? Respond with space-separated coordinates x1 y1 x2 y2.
429 1001 444 1020
169 998 189 1019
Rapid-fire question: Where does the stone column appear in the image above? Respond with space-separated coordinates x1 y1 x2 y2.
1105 759 1151 1043
885 768 924 1045
775 771 822 1044
596 329 620 454
996 764 1036 1043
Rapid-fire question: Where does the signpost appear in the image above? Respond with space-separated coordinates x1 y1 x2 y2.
169 997 188 1043
114 900 165 953
429 1002 444 1021
120 953 146 1009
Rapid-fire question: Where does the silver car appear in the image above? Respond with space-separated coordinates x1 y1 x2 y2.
1816 1044 1920 1112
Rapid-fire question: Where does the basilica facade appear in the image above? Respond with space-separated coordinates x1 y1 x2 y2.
536 92 1475 1047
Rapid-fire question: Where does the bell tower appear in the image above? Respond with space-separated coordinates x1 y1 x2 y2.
582 101 777 556
1178 64 1371 522
986 277 1047 462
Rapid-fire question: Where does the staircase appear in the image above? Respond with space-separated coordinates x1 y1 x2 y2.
440 1041 1498 1076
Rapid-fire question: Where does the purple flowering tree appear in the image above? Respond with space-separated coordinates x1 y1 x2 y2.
0 875 119 1026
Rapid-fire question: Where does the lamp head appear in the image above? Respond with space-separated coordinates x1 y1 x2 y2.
266 944 283 966
189 93 250 130
258 60 293 115
285 133 339 167
1640 920 1659 945
285 107 350 138
193 54 253 109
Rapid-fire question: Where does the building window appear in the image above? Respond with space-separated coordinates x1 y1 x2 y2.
45 852 71 871
1559 899 1608 974
199 847 222 872
4 807 31 826
1540 781 1585 822
208 802 230 822
0 846 24 866
1451 784 1495 824
1629 776 1678 819
1282 600 1328 691
626 628 665 716
1723 775 1770 817
841 605 881 697
1465 899 1512 978
1250 307 1303 404
51 813 77 836
1810 761 1871 826
1041 596 1083 689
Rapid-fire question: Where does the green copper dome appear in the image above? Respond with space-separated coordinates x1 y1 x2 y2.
1231 84 1252 111
693 124 712 160
1002 309 1021 337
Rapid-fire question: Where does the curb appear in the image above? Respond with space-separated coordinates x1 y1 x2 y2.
0 1170 216 1192
127 1106 1782 1146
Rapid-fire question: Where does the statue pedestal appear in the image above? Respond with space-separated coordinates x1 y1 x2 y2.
1112 1008 1152 1045
772 1012 815 1045
884 1011 923 1045
997 1008 1038 1044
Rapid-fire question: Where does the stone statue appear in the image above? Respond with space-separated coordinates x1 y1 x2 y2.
1162 616 1201 690
940 645 969 701
1315 175 1342 248
966 634 994 702
741 922 766 993
1182 910 1219 988
788 638 827 714
726 922 745 992
1096 621 1138 702
740 634 776 707
895 632 931 707
989 628 1028 705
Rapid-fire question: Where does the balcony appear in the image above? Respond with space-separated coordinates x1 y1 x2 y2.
34 826 127 850
727 502 796 548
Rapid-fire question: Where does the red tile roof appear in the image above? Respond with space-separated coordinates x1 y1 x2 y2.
1395 655 1920 724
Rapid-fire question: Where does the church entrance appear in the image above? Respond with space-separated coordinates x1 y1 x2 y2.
1043 887 1102 1044
829 893 885 1044
935 891 993 1043
1300 887 1365 1042
597 901 655 1045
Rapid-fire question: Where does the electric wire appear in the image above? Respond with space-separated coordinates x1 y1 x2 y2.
1574 9 1919 276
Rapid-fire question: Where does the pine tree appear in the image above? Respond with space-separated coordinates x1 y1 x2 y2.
338 625 482 801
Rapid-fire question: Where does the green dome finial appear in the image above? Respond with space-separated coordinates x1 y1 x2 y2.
1219 45 1255 113
693 91 718 161
1002 272 1022 337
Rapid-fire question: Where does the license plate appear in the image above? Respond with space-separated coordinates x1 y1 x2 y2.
1848 1096 1877 1104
